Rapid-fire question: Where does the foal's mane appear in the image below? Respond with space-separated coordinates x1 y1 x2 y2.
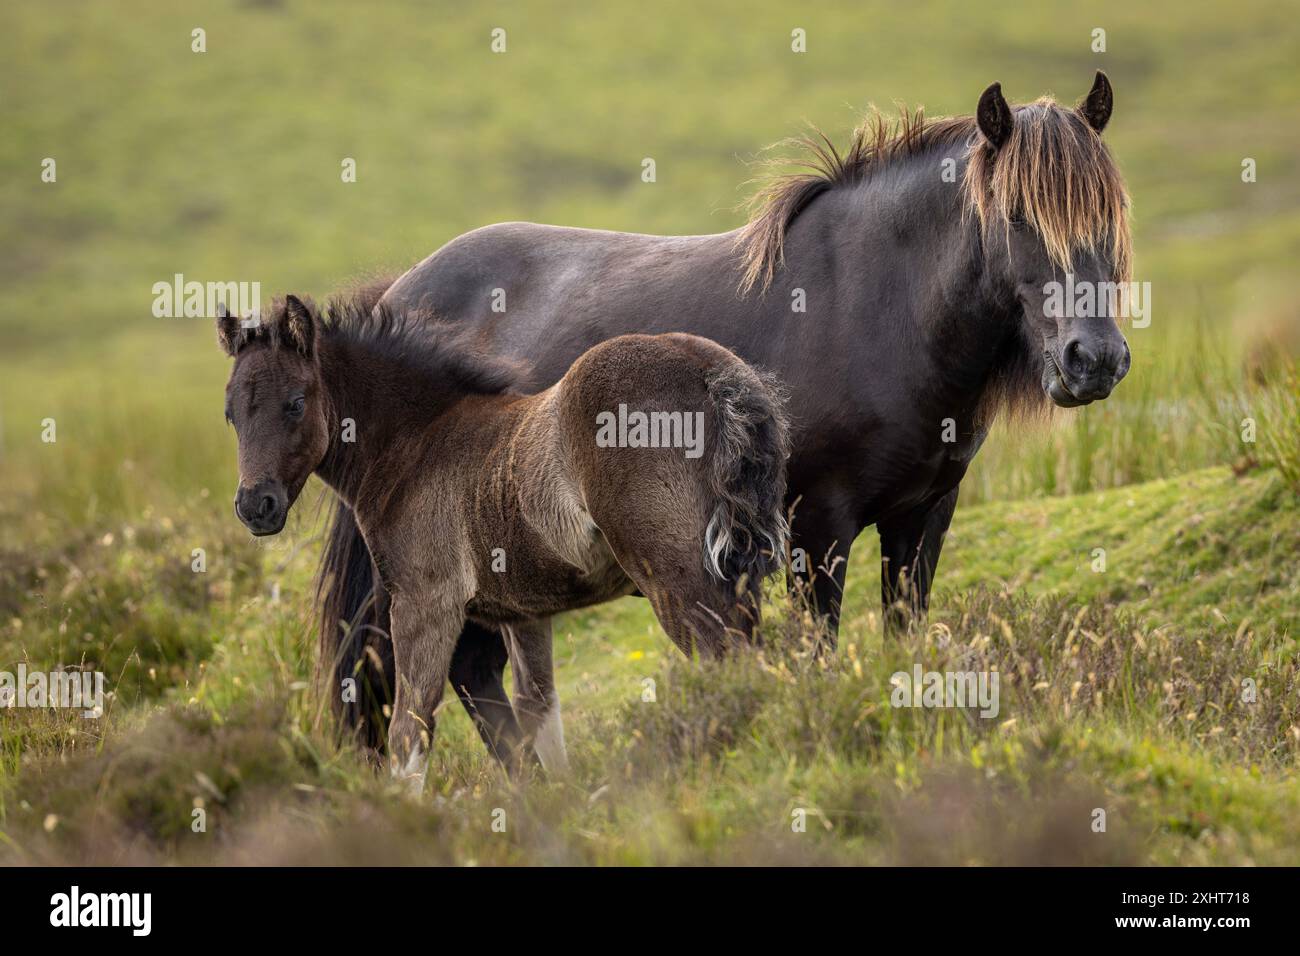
252 284 521 396
326 294 520 395
736 97 1132 293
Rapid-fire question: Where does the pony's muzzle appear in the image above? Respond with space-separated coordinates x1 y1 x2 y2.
1052 335 1130 404
235 480 288 536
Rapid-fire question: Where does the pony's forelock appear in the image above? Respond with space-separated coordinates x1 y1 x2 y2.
965 98 1132 283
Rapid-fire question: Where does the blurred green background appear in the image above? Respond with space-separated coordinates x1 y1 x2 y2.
3 0 1298 526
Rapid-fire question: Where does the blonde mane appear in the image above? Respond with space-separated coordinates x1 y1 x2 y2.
735 97 1131 294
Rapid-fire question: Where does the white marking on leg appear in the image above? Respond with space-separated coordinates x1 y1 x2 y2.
391 744 427 796
532 694 569 774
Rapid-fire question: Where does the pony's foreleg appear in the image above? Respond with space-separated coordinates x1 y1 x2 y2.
503 621 568 774
387 590 464 795
450 622 529 773
786 502 858 647
878 487 959 637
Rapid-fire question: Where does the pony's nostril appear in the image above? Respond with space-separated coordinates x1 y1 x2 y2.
1062 339 1096 376
1114 341 1132 380
234 485 284 532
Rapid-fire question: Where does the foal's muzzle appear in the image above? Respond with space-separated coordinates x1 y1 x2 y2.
234 480 289 536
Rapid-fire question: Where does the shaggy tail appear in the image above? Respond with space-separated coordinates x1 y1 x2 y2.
317 500 394 751
316 275 398 751
702 362 791 591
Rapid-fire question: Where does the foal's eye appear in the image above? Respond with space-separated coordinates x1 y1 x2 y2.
286 396 306 419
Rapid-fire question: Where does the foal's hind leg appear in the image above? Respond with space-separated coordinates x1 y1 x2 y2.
503 621 568 774
610 545 747 660
637 574 742 660
600 525 747 659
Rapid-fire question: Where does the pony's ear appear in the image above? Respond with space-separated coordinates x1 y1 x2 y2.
282 294 317 356
216 302 242 357
976 81 1014 150
1080 70 1113 134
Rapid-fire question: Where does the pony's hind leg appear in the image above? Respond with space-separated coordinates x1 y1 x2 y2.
503 621 568 774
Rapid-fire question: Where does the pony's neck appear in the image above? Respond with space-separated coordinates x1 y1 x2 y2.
311 333 452 508
821 142 1022 416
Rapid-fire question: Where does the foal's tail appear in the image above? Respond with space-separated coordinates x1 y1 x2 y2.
702 362 791 592
316 275 399 751
317 499 394 751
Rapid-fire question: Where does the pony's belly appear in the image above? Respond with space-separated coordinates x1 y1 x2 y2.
466 545 635 625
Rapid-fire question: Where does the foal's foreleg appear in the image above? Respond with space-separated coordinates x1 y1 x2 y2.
387 590 465 794
503 621 568 774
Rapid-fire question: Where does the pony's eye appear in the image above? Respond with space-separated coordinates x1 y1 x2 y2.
286 396 306 419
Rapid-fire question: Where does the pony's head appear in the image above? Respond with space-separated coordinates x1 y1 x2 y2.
969 71 1132 407
217 295 329 535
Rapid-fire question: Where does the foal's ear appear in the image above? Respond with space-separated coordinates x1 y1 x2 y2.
1079 70 1113 134
216 302 242 357
976 81 1014 151
282 294 317 356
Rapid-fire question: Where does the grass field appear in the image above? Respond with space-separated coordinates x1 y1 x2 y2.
2 466 1297 864
1 0 1298 865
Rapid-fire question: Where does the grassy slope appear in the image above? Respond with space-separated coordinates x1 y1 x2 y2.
2 465 1295 865
561 467 1300 714
936 466 1297 633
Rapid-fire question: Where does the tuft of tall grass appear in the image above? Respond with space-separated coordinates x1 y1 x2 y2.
1257 361 1300 495
966 306 1267 504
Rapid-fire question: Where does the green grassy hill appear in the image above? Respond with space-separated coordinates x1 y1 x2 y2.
2 466 1295 865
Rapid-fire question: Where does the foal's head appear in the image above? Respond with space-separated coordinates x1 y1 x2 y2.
969 72 1132 407
217 295 329 535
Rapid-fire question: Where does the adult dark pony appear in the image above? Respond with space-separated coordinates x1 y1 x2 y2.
218 294 789 784
321 73 1134 756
